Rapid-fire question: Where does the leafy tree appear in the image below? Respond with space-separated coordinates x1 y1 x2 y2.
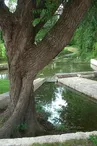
0 0 92 138
0 42 6 60
0 30 6 60
70 0 97 59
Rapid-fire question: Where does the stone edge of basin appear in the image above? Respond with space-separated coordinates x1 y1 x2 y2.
55 71 97 78
0 78 46 109
90 59 97 71
0 63 8 70
0 131 97 146
90 59 97 66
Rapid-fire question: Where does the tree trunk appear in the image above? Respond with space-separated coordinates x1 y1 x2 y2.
0 72 43 138
24 89 44 137
0 0 92 138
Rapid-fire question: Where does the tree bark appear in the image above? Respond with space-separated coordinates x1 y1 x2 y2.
0 0 93 138
24 89 44 137
0 74 42 138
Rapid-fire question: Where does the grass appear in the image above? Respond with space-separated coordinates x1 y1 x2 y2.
31 139 95 146
0 79 9 94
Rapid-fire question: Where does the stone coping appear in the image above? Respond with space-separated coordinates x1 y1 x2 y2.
90 59 97 71
56 71 96 78
0 131 97 146
58 77 97 100
0 63 8 71
91 59 97 66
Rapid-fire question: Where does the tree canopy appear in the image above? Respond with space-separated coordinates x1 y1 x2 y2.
70 0 97 60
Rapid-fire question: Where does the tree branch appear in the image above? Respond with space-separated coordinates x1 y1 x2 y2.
27 0 93 74
0 0 12 29
34 0 65 35
15 0 35 42
0 0 14 51
16 0 34 21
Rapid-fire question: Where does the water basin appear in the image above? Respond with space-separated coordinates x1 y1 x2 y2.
35 82 97 133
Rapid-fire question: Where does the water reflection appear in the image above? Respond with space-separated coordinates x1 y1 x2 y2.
35 83 97 132
43 87 67 124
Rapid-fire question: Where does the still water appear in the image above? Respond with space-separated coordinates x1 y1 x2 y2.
0 58 97 132
38 59 92 77
35 83 97 133
0 59 92 79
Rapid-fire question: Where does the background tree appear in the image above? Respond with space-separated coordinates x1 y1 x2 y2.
70 0 97 60
0 0 92 138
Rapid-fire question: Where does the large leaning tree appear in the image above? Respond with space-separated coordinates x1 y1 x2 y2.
0 0 92 138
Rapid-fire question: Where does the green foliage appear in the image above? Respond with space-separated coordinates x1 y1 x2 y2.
70 0 97 60
33 18 41 27
0 30 6 61
0 42 6 60
33 0 70 43
55 124 66 132
33 0 60 25
32 0 61 43
89 135 97 145
35 15 58 43
17 123 28 131
0 31 3 41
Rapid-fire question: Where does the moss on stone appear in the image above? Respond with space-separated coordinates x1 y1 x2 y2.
31 139 94 146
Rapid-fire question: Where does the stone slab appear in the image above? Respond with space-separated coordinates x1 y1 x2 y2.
58 77 97 99
33 78 45 91
0 63 8 71
56 71 95 78
90 59 97 71
0 78 45 109
91 59 97 66
46 76 57 82
0 92 9 109
0 131 97 146
91 64 97 71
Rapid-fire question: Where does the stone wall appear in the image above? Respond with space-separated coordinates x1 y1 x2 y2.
0 131 97 146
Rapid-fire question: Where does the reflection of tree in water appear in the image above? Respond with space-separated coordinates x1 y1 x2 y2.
35 83 56 120
60 87 97 132
35 83 56 103
35 83 66 124
35 83 97 133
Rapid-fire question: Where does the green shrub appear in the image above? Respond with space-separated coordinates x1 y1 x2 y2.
0 42 6 61
89 135 97 146
69 0 97 60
